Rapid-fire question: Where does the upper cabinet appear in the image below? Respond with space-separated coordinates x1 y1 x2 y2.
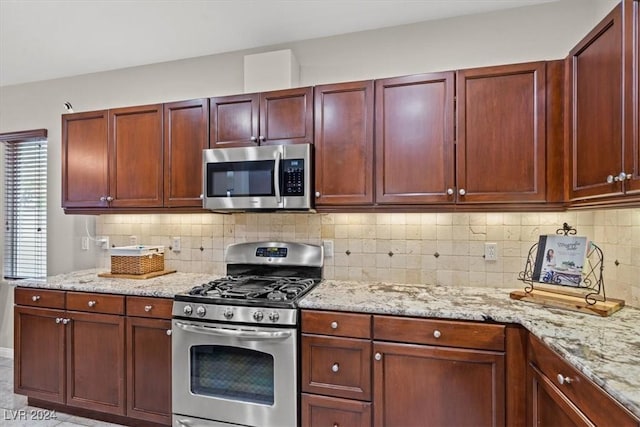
375 72 455 205
164 99 209 207
210 87 313 148
108 105 164 208
567 1 640 203
314 81 374 206
457 61 548 204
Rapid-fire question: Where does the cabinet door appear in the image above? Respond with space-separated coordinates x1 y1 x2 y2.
375 72 455 204
14 306 66 403
457 62 546 203
260 87 313 145
164 99 209 207
528 364 594 427
126 316 172 425
314 81 374 205
61 110 108 208
210 93 259 147
625 0 640 194
302 393 372 427
373 342 505 427
568 5 625 200
66 311 126 415
109 104 164 208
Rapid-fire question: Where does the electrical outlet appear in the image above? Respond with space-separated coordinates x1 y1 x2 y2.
96 236 109 250
172 237 181 252
129 235 138 245
81 236 89 251
323 240 334 258
484 242 498 261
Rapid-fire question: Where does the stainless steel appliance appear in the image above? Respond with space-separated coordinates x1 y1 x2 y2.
172 241 323 427
202 144 312 211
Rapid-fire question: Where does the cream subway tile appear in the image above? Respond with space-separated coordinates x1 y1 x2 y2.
390 240 407 254
391 224 406 240
469 225 487 241
486 213 503 225
421 224 437 240
436 225 453 241
538 212 559 226
406 255 422 269
420 240 438 255
421 268 437 284
406 240 421 255
485 272 504 286
468 256 486 272
376 213 391 225
363 225 376 239
334 266 349 280
604 210 617 226
375 239 391 254
362 254 377 268
558 212 578 227
632 209 640 226
375 253 392 269
452 241 470 256
436 270 453 286
436 240 454 256
604 226 618 244
405 269 421 284
335 224 349 238
521 213 540 226
485 258 504 273
320 214 335 225
420 213 437 225
323 265 335 280
503 225 521 241
348 239 363 253
334 239 349 253
503 213 521 226
452 271 470 286
347 214 364 225
502 241 520 257
421 254 437 271
362 214 377 225
390 254 407 269
376 224 391 240
576 211 595 226
334 213 350 225
451 256 469 271
348 267 363 281
363 239 377 253
436 213 452 225
348 225 364 239
321 224 335 239
468 213 486 226
390 268 407 283
503 257 523 274
468 272 486 287
452 225 469 241
452 213 470 225
405 213 421 225
406 225 421 240
486 226 503 241
347 254 364 268
390 213 406 225
334 253 349 267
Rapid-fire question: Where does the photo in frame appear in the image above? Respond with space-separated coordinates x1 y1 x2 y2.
531 234 590 287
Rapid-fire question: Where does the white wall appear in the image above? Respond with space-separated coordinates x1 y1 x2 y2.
0 0 621 350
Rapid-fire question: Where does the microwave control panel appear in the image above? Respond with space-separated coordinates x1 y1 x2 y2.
282 159 305 196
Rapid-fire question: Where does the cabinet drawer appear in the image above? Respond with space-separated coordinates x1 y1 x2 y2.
302 335 371 401
528 335 639 426
301 393 371 427
374 315 505 351
126 296 172 319
302 310 371 338
15 287 65 309
66 291 125 315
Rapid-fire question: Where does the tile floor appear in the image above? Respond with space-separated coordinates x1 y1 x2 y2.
0 357 124 426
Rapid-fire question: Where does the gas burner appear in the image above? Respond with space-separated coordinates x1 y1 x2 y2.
188 275 319 302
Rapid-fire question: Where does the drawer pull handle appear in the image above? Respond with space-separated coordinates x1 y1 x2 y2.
331 363 340 373
557 374 572 385
375 352 382 361
433 329 442 339
31 295 41 302
144 305 153 312
330 321 338 329
88 300 97 307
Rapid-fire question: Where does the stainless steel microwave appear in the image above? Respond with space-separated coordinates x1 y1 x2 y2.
203 144 312 211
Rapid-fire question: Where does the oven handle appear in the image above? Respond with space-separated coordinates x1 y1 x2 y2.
273 149 282 205
174 321 292 340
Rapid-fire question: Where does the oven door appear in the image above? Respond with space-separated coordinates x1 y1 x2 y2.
172 319 298 427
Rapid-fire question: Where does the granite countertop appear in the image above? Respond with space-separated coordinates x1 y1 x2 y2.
9 271 640 419
299 280 640 420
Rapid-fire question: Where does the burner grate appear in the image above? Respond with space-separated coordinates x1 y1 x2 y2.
188 275 318 302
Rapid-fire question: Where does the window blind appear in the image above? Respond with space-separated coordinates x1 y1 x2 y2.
3 139 47 279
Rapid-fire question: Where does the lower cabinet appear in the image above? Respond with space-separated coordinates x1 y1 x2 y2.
301 310 506 427
14 288 172 426
527 334 639 427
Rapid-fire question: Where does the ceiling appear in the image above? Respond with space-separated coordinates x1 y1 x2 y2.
0 0 557 87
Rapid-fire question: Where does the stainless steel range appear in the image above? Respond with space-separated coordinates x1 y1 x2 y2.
172 241 323 427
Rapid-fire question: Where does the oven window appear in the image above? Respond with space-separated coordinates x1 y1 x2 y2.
190 345 275 405
207 160 274 197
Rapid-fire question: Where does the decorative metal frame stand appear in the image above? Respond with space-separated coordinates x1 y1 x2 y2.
518 223 605 305
512 223 623 316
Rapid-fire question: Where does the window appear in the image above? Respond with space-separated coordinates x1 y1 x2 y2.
1 129 48 279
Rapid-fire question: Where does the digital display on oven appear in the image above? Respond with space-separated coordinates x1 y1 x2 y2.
255 247 288 258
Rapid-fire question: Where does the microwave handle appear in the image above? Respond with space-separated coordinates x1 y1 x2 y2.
274 150 282 204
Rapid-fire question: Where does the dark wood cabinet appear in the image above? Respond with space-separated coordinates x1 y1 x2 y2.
164 99 209 207
302 394 372 427
624 0 640 194
108 104 164 208
566 2 636 202
61 110 109 208
126 297 172 425
527 335 639 427
210 87 313 148
375 72 455 204
457 61 547 204
314 81 374 206
372 315 506 427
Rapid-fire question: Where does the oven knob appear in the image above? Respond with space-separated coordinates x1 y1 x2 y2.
196 306 206 317
253 311 264 321
223 308 234 319
183 305 193 316
268 312 280 322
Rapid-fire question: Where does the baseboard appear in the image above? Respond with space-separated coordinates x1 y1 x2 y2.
0 347 13 358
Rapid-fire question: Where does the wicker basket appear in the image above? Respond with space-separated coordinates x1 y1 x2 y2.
110 246 164 275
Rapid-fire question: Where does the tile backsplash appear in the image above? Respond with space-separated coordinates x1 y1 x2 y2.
96 209 640 307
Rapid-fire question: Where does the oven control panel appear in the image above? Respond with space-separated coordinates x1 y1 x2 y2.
173 301 297 326
256 247 288 258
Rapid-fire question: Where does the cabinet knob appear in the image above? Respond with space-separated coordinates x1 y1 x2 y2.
62 318 70 325
31 295 41 302
315 191 321 198
433 329 442 339
608 172 632 183
330 321 338 329
199 194 204 199
55 317 63 324
100 196 107 202
458 189 466 196
166 329 172 336
333 424 339 427
106 196 114 202
447 188 454 195
250 136 257 142
258 135 266 142
331 363 340 373
557 374 572 385
88 300 97 307
375 352 382 361
144 305 153 312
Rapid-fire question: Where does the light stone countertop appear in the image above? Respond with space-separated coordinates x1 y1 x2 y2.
299 280 640 420
9 271 640 419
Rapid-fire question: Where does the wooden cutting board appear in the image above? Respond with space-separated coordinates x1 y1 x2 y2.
510 289 624 317
98 269 176 280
